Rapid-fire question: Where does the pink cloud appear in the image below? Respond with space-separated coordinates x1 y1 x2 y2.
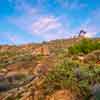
3 32 26 44
31 16 63 34
7 0 70 40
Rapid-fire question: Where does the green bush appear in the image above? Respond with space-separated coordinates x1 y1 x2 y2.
42 60 100 99
0 51 17 57
35 54 44 60
68 39 100 55
42 60 79 95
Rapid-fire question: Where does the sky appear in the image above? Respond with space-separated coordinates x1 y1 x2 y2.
0 0 100 45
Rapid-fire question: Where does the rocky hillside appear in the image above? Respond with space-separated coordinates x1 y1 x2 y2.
0 37 100 100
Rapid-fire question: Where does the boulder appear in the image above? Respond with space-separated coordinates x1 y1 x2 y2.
46 90 75 100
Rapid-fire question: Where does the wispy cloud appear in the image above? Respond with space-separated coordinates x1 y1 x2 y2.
56 0 87 10
7 0 71 41
1 32 26 44
80 8 100 37
31 16 63 34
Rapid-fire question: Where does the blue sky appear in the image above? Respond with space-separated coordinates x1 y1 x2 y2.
0 0 100 45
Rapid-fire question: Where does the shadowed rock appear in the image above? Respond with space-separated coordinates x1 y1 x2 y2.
0 74 36 92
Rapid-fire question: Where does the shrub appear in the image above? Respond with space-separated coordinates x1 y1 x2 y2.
34 54 44 60
68 39 100 55
84 54 97 64
42 60 79 95
42 60 100 99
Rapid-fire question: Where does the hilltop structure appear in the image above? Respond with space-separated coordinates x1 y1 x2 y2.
78 30 86 38
72 30 87 39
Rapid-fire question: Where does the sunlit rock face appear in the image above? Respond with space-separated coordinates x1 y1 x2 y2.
32 44 50 56
46 90 75 100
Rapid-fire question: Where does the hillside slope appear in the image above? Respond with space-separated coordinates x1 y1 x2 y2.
0 37 100 100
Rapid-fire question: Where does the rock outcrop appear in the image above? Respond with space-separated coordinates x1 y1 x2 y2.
46 90 75 100
32 44 50 56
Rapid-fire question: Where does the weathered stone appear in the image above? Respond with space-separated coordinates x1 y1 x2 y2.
46 90 75 100
32 45 50 56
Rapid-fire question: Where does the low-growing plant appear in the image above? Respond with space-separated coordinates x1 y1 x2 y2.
42 60 79 95
68 39 100 55
35 54 44 60
42 60 100 99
